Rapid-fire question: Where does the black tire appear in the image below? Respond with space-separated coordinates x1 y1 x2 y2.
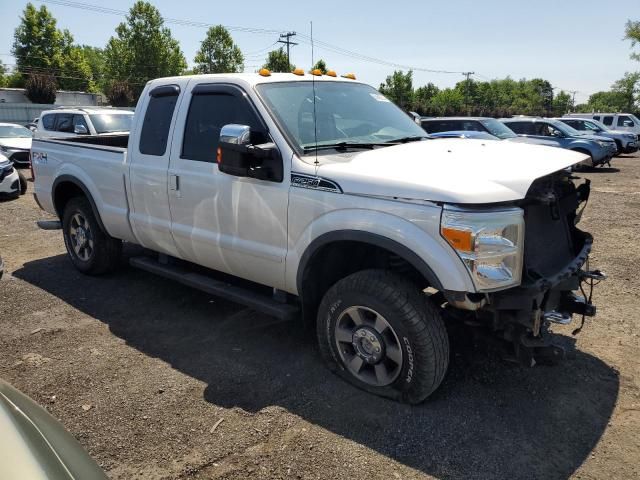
614 140 623 156
62 196 121 275
17 170 27 195
317 269 449 404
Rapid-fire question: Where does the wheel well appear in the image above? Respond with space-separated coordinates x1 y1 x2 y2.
53 181 85 218
571 147 592 158
299 240 432 326
52 179 106 233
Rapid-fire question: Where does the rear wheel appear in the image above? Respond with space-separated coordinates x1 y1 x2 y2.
62 197 121 275
317 269 449 404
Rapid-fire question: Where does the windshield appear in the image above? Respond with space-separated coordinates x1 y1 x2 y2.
89 113 133 134
0 125 33 138
583 119 608 131
256 81 427 152
479 119 516 139
548 119 581 136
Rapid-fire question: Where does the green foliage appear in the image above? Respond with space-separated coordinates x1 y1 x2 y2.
379 70 414 111
262 48 292 72
552 90 572 116
24 73 56 103
11 3 95 95
105 80 134 107
104 1 187 104
311 59 328 74
625 19 640 61
79 45 106 90
194 26 244 74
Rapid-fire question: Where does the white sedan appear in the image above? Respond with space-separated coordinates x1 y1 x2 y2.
0 123 33 168
0 153 23 199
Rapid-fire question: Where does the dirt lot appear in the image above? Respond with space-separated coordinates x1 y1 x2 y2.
1 154 639 480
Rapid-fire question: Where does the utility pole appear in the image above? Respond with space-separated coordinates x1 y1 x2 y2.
278 32 298 70
569 90 578 112
462 71 475 116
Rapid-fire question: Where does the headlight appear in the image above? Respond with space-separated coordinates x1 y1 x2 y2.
441 206 524 292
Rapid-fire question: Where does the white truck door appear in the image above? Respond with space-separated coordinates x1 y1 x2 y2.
128 83 186 256
167 82 289 289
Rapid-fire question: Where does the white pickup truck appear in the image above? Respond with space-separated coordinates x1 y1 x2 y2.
31 72 602 403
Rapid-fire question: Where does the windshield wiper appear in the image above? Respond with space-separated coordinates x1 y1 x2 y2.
386 135 428 144
302 142 388 153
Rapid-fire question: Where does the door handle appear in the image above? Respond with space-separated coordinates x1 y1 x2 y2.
169 174 179 191
169 174 181 198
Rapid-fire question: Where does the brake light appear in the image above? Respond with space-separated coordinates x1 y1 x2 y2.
29 151 35 180
216 147 222 164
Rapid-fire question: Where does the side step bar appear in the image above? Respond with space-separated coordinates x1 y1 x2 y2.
129 256 300 321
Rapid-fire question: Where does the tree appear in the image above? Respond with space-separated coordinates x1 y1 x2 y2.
104 1 187 103
585 91 627 112
412 83 439 114
105 80 134 107
25 73 56 103
262 48 292 72
552 90 572 115
12 3 94 94
379 70 414 111
80 45 106 89
311 59 328 74
611 72 640 112
194 26 244 74
625 19 640 61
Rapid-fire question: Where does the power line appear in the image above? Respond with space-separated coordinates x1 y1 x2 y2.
35 0 468 75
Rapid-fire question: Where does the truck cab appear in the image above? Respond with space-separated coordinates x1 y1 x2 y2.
32 73 603 404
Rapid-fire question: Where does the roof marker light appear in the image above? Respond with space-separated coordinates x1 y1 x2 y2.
341 73 356 80
292 68 305 76
259 68 271 77
311 69 323 76
326 70 337 77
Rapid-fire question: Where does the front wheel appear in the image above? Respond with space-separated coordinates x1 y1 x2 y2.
62 197 122 275
317 269 449 404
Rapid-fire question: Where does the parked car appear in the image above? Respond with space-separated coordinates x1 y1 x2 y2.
35 107 134 139
0 379 108 479
564 112 640 136
32 72 601 403
420 117 561 147
25 117 39 132
0 123 33 168
0 153 22 199
556 117 638 154
500 117 617 167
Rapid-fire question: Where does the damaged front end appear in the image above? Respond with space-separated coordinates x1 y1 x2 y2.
445 170 605 366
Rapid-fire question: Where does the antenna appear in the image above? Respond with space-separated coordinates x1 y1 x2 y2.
311 21 319 173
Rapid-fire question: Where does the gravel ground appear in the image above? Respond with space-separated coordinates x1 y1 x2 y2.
1 154 639 480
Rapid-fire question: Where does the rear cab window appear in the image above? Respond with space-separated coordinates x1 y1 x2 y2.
139 85 180 156
41 114 55 130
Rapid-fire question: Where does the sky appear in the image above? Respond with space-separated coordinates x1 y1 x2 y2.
0 0 638 103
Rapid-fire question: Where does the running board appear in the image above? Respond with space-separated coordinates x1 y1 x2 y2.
37 220 62 230
129 256 300 321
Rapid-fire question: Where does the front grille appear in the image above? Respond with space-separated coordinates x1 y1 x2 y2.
10 151 29 165
522 174 587 281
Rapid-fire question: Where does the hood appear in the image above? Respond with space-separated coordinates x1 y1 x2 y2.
0 137 32 150
313 139 587 204
573 133 614 142
606 129 636 136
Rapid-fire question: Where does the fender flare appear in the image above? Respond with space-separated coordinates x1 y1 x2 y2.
52 174 107 233
296 230 445 294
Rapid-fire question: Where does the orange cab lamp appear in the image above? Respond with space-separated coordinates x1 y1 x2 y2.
292 68 305 76
326 70 337 77
258 68 271 77
311 69 323 76
341 73 356 80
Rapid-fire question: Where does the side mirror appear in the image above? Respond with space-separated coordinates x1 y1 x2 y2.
74 124 88 135
217 124 282 182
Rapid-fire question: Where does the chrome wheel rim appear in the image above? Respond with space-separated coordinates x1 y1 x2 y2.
335 306 403 387
69 213 94 261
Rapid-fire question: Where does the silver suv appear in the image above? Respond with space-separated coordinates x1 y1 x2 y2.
35 107 133 139
556 117 638 155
